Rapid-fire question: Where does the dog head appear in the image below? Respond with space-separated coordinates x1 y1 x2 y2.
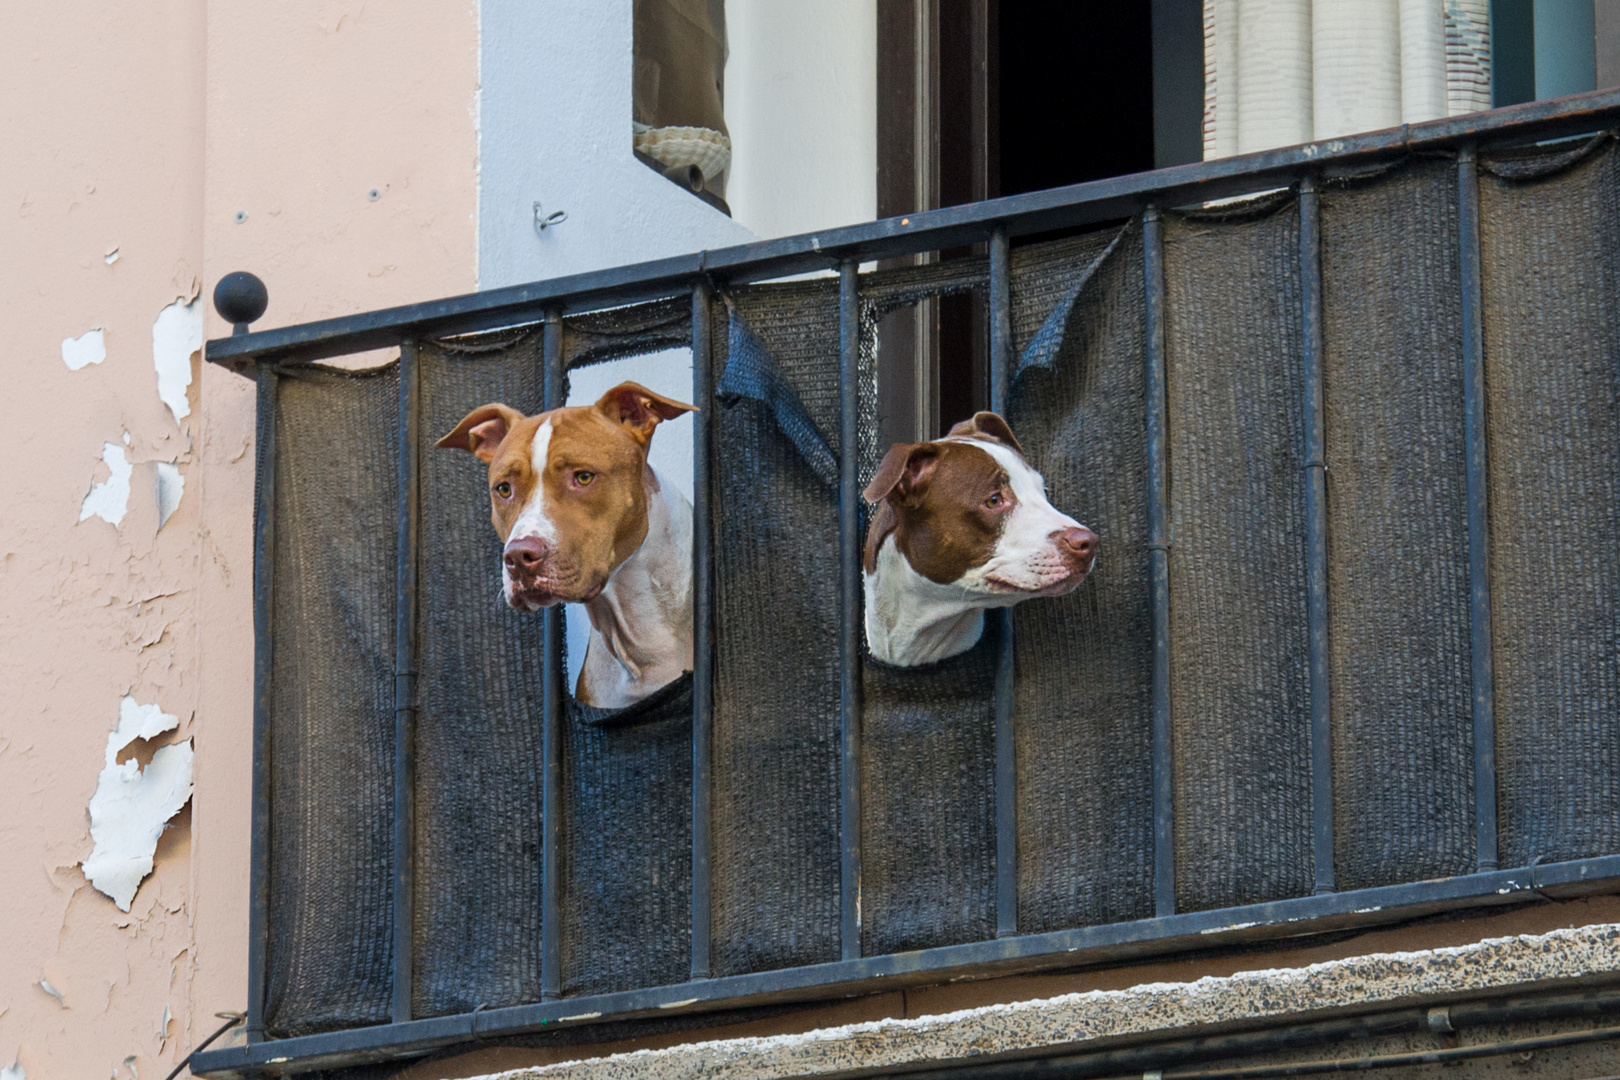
438 381 695 610
863 412 1096 600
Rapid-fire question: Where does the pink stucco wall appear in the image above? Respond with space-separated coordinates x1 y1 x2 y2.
0 2 477 1075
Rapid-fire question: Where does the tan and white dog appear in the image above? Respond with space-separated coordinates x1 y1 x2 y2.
438 382 696 708
862 412 1097 667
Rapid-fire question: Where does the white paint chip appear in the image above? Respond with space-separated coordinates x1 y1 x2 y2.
62 328 106 371
156 1004 171 1049
39 980 64 1005
105 247 120 265
80 443 133 526
2 1057 24 1080
81 696 195 912
156 463 184 530
123 1055 138 1079
152 297 203 425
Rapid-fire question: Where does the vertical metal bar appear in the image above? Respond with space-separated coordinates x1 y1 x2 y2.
540 312 565 998
838 258 863 961
1142 206 1176 918
1457 145 1499 873
246 366 278 1043
988 225 1018 938
1299 176 1336 896
392 340 421 1023
690 280 714 981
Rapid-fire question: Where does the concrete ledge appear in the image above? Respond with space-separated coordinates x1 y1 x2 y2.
463 923 1620 1080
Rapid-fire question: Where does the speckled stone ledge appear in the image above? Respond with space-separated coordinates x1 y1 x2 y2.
465 923 1620 1080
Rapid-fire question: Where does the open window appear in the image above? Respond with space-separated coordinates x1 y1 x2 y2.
874 0 1196 448
633 0 733 213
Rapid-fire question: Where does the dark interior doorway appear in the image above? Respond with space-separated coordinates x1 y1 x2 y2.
877 0 1185 450
998 4 1155 197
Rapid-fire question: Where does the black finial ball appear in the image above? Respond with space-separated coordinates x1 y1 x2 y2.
214 272 268 331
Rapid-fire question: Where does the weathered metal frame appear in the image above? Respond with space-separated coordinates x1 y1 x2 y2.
205 88 1620 1077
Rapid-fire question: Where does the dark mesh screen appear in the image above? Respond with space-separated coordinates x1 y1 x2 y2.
413 338 548 1017
562 677 693 995
1163 202 1313 911
1320 160 1475 890
710 281 844 976
1008 227 1157 932
265 364 398 1037
861 626 998 955
258 139 1620 1045
1481 142 1620 867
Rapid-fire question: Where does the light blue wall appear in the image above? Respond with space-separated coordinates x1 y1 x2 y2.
1536 0 1598 98
477 0 754 289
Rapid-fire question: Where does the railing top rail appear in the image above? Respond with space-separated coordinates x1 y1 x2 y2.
205 88 1620 371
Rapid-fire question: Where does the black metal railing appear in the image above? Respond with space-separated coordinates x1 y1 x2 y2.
195 88 1620 1078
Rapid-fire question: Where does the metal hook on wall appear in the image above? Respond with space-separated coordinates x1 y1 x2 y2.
534 202 568 236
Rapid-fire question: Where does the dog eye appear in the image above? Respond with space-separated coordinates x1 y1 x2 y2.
494 481 513 499
573 470 596 487
984 492 1004 509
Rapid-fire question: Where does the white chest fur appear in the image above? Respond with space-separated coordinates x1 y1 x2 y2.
575 466 695 708
863 538 995 667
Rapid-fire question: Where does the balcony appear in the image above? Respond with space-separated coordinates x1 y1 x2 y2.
195 88 1620 1078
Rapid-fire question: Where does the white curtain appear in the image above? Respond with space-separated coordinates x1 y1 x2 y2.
1203 0 1492 159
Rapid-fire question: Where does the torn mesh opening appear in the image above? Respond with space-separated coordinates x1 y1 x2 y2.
858 256 987 472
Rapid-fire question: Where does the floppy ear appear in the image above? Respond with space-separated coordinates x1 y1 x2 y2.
863 443 941 505
595 381 698 446
947 411 1024 456
438 403 525 464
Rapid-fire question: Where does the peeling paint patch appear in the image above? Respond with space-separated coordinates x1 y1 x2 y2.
79 443 133 526
156 463 184 530
62 328 107 370
105 247 120 265
2 1057 23 1080
39 979 65 1005
152 297 203 425
81 696 195 912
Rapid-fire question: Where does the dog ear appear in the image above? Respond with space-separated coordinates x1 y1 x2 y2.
946 411 1024 456
595 381 697 446
438 403 525 464
863 443 941 505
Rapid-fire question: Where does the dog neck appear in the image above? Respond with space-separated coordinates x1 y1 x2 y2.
864 536 1011 666
576 465 694 708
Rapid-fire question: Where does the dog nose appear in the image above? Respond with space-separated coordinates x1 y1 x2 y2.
1055 526 1097 562
504 536 548 576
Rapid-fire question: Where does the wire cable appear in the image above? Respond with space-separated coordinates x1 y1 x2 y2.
162 1012 244 1080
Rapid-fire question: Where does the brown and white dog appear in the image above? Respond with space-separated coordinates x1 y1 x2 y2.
438 382 696 708
862 413 1097 666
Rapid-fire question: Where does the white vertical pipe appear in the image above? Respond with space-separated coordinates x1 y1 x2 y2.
1204 0 1241 159
1314 0 1403 140
1401 0 1449 123
1236 0 1313 153
1444 0 1493 115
